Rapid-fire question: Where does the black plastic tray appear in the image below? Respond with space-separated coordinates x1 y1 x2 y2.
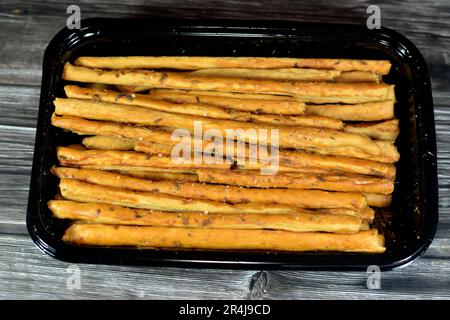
27 18 438 270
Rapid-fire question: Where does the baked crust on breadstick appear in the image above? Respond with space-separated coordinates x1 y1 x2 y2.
62 63 394 104
117 169 198 182
49 200 363 234
52 115 395 171
82 136 135 150
58 178 300 214
197 169 394 194
147 89 302 114
63 223 386 253
305 101 394 121
344 119 399 141
53 98 381 154
73 56 391 74
52 167 368 210
187 68 380 82
364 193 392 208
65 85 341 129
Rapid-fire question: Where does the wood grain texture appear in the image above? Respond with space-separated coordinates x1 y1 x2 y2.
0 0 449 299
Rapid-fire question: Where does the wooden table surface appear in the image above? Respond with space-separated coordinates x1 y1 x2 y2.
1 0 449 299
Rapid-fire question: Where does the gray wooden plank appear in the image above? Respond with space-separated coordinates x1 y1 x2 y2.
0 85 39 128
0 234 254 299
0 0 450 300
0 234 448 299
1 1 450 89
0 125 35 175
260 258 450 299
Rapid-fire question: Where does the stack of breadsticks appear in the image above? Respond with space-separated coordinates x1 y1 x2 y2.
49 56 399 253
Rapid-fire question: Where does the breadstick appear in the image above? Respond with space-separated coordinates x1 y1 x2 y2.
117 169 198 182
136 140 396 178
147 89 302 114
52 114 247 159
305 100 394 121
64 85 341 129
151 89 294 100
82 165 197 174
52 113 394 176
54 98 381 154
189 68 380 82
317 207 375 222
73 56 391 74
134 141 173 156
57 146 334 174
365 193 392 207
335 71 382 83
198 170 394 194
344 119 400 141
188 68 345 81
49 200 363 234
116 85 150 93
82 136 135 150
51 167 367 209
58 179 298 214
63 223 386 253
278 149 396 178
56 146 262 171
304 140 399 163
62 63 394 103
52 115 394 173
51 114 173 145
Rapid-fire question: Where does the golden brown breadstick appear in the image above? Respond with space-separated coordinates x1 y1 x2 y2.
278 149 396 178
364 193 392 207
49 200 363 234
197 170 394 194
305 100 394 121
190 68 381 82
64 85 341 129
134 142 173 156
53 98 381 154
151 89 294 100
147 89 303 114
82 136 135 150
82 165 197 174
73 56 391 74
51 115 395 172
116 85 150 92
51 114 173 144
117 169 199 182
65 85 258 122
52 113 393 176
317 207 375 222
188 68 343 81
56 146 261 171
136 140 397 178
62 63 394 103
304 140 399 163
51 167 367 209
52 114 247 160
335 71 382 83
56 146 309 174
253 114 343 129
63 223 386 253
58 178 299 214
344 119 399 141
